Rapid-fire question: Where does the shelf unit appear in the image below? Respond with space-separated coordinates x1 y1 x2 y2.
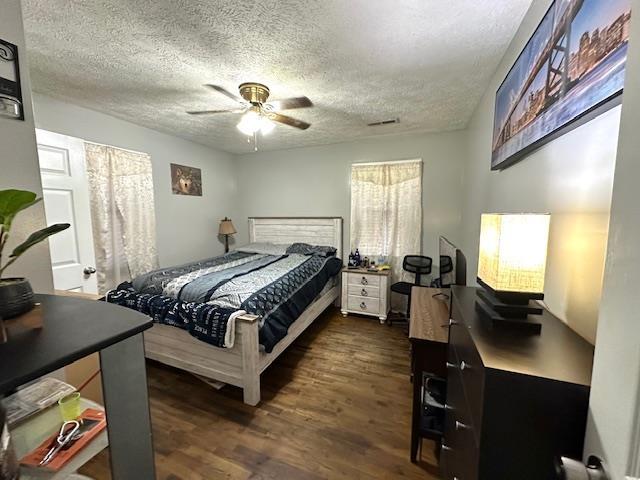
12 398 108 479
420 374 446 441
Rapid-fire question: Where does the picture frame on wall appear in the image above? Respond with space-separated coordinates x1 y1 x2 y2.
171 163 203 196
0 38 24 121
491 0 632 170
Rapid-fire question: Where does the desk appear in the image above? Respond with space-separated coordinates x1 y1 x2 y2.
0 294 156 479
409 286 449 463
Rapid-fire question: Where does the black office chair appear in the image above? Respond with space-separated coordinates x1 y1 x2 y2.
389 255 433 325
433 255 453 288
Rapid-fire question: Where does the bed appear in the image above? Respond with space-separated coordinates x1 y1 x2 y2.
107 217 343 405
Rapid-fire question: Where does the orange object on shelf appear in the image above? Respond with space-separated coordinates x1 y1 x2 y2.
19 408 106 471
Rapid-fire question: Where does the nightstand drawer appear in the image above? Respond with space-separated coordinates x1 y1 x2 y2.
346 273 381 287
347 295 380 314
347 284 380 298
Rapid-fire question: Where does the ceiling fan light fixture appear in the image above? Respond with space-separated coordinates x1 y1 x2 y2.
259 117 275 135
237 110 276 136
236 110 262 136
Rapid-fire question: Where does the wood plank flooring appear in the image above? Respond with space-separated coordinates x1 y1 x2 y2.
81 308 441 479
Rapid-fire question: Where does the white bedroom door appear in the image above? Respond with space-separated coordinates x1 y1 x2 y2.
36 129 98 294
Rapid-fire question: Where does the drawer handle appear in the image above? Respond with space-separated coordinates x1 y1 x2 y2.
361 288 368 297
360 302 367 310
455 421 471 431
449 318 459 326
446 362 459 370
441 444 453 452
460 361 470 371
361 276 368 285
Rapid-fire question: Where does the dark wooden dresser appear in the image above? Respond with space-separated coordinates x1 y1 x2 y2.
441 286 594 480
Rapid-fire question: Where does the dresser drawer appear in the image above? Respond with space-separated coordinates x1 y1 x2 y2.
443 361 479 479
347 295 380 314
347 284 380 298
450 308 485 437
442 429 479 480
346 272 381 287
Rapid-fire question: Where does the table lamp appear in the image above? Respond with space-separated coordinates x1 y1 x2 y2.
475 213 550 334
218 217 237 253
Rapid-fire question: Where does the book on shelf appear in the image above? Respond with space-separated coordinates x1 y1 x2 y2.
19 408 107 472
3 378 76 426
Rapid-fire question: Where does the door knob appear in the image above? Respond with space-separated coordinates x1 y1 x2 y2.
556 455 609 480
83 266 97 275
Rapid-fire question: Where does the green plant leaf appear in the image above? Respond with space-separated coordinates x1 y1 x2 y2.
9 223 70 259
0 190 41 229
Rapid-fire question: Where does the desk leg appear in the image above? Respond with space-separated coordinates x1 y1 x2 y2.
100 333 156 479
410 354 421 463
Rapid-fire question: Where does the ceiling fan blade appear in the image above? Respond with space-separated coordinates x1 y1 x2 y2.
268 96 313 110
204 84 246 105
269 112 311 130
187 108 246 115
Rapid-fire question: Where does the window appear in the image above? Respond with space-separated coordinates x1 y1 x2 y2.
350 159 422 283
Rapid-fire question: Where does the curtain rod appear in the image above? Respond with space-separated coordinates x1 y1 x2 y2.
84 140 150 157
352 158 422 167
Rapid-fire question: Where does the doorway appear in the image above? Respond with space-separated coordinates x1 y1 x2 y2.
36 129 98 293
36 129 158 295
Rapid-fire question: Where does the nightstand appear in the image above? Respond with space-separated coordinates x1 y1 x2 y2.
340 268 391 323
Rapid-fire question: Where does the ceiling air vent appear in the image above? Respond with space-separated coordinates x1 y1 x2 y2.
367 118 400 127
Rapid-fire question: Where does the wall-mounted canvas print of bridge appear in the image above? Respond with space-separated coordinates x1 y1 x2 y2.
491 0 632 170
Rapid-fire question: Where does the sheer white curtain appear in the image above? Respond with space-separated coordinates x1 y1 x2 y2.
85 143 158 293
350 160 423 306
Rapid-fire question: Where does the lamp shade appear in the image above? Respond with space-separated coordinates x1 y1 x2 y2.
477 213 550 294
218 217 237 236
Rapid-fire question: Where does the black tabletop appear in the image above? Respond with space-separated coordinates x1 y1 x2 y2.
0 294 153 394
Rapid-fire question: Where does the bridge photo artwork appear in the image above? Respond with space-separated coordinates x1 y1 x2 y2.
492 0 631 170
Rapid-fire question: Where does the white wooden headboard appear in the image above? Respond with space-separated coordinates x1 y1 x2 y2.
248 217 343 260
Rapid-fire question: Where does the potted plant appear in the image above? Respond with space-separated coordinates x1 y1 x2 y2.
0 189 69 319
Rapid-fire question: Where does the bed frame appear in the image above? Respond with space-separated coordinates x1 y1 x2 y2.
143 217 343 405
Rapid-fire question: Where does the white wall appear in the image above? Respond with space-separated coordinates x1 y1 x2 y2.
32 94 239 267
0 0 53 293
459 0 620 344
585 5 640 478
234 131 467 266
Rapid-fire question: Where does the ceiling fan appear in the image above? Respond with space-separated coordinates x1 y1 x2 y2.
187 83 313 138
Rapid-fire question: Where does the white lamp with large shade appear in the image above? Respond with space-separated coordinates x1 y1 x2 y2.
476 213 550 334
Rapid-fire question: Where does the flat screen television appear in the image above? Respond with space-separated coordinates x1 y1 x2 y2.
439 236 467 288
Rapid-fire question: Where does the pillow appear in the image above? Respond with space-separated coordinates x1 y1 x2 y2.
286 242 337 257
236 242 290 256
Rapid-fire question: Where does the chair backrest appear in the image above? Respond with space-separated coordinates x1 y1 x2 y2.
403 255 432 285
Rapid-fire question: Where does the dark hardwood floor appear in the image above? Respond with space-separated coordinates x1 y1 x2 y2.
81 308 440 479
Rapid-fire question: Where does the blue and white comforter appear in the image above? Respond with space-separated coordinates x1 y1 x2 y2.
106 251 342 352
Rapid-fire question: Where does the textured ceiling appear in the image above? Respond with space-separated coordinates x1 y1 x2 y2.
22 0 532 154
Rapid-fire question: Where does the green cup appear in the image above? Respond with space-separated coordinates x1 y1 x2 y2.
58 392 81 421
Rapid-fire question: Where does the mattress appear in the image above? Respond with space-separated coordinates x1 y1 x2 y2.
106 251 342 352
